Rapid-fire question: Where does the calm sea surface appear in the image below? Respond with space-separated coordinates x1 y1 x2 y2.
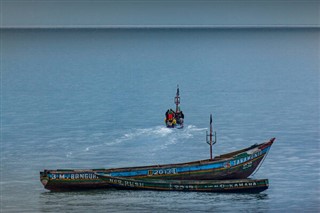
1 28 319 212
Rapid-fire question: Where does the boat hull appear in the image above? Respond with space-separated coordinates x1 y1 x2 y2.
96 176 269 193
40 138 275 191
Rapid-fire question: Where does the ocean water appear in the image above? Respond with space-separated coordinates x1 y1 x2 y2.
1 28 319 212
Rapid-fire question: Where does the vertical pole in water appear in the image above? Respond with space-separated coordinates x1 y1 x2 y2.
206 114 216 160
209 114 213 160
174 85 180 113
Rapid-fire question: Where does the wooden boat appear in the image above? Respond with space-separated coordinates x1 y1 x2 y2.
96 175 269 193
40 137 275 191
165 85 184 128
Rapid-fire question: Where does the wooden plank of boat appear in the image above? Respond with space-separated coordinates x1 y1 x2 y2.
40 138 275 191
96 175 269 193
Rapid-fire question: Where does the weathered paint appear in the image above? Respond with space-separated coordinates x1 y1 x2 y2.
98 176 269 193
103 146 269 178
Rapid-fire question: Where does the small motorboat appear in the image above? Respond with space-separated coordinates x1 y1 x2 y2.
165 85 184 128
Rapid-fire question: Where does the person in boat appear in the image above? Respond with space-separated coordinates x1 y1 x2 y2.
165 109 176 127
175 108 184 125
164 109 171 124
165 109 170 120
180 110 184 122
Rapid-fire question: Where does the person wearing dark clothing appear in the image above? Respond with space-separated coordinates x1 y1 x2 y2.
180 111 184 119
174 109 184 125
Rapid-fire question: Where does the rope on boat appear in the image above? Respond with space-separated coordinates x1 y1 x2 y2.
251 149 269 177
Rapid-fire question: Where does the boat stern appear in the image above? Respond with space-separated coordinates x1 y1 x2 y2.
40 170 49 187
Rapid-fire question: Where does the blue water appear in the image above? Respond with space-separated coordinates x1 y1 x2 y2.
1 28 319 212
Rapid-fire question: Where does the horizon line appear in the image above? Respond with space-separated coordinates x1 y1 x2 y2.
1 24 319 30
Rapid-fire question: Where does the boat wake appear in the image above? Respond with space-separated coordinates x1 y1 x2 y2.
102 126 174 147
156 125 207 150
82 125 208 154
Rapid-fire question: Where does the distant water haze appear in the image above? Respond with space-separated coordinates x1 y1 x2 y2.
1 1 319 27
